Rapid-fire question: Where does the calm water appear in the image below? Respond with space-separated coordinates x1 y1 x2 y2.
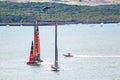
0 23 120 80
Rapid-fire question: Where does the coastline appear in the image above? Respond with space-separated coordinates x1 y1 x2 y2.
0 21 119 26
0 21 77 26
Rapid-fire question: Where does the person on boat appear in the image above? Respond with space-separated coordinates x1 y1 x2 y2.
67 53 73 57
68 53 71 56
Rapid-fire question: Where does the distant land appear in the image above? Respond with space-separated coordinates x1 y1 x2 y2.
0 0 120 5
0 1 120 25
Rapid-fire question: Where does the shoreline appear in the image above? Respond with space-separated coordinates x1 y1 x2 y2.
0 21 119 26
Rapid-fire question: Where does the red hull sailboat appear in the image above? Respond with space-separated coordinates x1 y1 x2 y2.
27 21 43 65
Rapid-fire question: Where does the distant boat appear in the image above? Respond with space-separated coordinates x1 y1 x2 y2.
27 21 43 65
51 22 60 71
63 53 74 57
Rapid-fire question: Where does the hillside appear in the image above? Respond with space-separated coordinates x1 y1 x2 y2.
0 1 120 23
0 0 120 5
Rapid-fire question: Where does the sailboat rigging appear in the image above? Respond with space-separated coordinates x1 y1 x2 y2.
27 21 43 65
51 22 60 71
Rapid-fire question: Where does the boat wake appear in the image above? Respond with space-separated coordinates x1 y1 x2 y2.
74 55 120 58
44 64 64 71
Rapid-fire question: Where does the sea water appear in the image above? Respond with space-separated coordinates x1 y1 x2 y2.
0 23 120 80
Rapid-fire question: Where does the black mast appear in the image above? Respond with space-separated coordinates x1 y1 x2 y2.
55 22 58 67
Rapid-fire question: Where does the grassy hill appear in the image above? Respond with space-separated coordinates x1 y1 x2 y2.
0 0 120 5
0 1 120 23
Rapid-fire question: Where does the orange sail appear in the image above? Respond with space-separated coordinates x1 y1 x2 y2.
27 21 43 65
27 41 34 64
34 21 43 62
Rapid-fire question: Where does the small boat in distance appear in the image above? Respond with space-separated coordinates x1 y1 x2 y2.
27 21 43 65
51 22 60 71
63 53 74 57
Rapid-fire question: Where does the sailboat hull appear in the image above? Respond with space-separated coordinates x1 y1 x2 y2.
63 54 73 57
26 61 41 65
51 65 60 71
26 61 34 64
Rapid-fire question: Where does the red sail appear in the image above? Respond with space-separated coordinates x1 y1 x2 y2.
34 21 43 62
34 25 40 61
29 41 34 62
27 41 34 64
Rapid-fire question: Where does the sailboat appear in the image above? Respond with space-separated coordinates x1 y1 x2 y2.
51 22 60 71
27 21 43 65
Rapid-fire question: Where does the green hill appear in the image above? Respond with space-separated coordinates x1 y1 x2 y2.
0 1 120 23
